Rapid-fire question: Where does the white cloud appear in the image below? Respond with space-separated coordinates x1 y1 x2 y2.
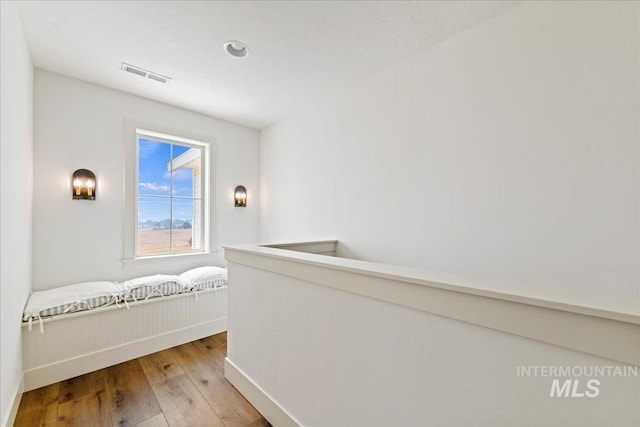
139 182 170 192
172 169 192 182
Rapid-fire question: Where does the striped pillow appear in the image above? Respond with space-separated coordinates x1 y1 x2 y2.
117 274 187 303
23 281 120 323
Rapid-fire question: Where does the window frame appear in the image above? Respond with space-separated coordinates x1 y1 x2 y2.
134 128 210 259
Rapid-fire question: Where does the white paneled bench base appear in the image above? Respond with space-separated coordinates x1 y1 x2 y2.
22 287 227 391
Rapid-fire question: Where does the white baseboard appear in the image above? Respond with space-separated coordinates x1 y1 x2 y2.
225 358 301 427
3 374 24 427
24 318 226 392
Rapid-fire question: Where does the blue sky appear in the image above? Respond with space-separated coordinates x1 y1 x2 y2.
138 138 198 222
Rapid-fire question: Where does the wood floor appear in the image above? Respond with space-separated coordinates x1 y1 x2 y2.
14 332 268 427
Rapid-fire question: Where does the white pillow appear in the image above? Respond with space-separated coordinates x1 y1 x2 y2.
24 281 120 320
179 266 227 289
117 274 185 293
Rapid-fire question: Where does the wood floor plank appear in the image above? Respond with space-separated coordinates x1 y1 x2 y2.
192 336 227 370
169 342 213 373
134 413 169 427
17 382 60 409
139 348 185 385
191 373 262 427
105 359 162 427
56 392 112 427
14 333 263 427
204 331 227 349
247 418 271 427
150 373 225 427
14 406 59 427
171 342 262 427
58 368 108 404
14 382 59 427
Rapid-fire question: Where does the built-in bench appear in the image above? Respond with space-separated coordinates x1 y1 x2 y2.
22 266 228 391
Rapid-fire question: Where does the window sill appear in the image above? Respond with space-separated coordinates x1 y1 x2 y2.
122 251 218 271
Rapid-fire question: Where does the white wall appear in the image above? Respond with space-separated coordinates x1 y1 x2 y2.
0 1 33 424
227 261 640 427
260 1 639 298
33 70 260 290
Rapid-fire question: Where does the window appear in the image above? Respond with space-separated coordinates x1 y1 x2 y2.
135 129 209 257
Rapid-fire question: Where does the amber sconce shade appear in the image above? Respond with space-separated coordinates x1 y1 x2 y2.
72 169 96 200
234 185 247 207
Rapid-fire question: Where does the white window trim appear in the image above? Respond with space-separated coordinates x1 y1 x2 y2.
123 120 216 268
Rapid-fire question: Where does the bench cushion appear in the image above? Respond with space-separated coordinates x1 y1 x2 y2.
117 274 187 301
179 266 228 291
23 281 120 321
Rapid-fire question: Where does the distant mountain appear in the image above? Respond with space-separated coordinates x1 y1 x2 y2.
138 219 192 229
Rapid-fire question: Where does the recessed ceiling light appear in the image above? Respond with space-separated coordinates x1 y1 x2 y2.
224 40 249 58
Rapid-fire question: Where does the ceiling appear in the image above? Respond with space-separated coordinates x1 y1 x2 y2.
17 1 519 129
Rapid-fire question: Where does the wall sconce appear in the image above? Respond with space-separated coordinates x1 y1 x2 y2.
72 169 96 200
234 185 247 207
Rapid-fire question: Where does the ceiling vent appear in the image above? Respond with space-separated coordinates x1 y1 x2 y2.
121 63 171 84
